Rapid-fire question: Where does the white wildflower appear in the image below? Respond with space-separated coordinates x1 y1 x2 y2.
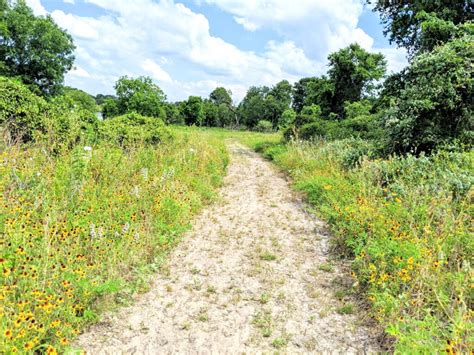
122 223 130 234
140 167 149 181
83 146 92 152
89 224 96 239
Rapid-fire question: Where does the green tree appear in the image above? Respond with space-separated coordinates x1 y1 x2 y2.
383 34 473 153
114 76 166 118
304 76 334 117
328 43 386 116
238 86 269 128
369 0 473 56
164 102 184 125
102 98 119 119
292 77 318 113
183 96 204 126
209 87 232 106
0 0 75 95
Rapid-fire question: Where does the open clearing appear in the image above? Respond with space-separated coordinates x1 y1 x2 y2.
75 142 379 353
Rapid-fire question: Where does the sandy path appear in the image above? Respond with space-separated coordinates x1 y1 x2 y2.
75 142 378 354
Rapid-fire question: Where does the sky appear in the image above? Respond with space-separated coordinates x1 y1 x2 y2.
26 0 408 103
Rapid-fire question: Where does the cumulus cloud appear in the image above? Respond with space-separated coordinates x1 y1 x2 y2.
68 65 91 78
25 0 47 15
25 0 406 102
141 59 172 83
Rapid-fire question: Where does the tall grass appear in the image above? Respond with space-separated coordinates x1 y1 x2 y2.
257 138 473 352
0 129 227 353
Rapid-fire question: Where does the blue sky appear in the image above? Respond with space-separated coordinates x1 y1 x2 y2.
26 0 407 102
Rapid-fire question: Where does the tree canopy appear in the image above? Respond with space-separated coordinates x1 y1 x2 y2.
0 0 75 95
114 76 166 118
369 0 474 56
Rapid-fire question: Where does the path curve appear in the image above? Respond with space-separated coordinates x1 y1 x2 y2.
75 142 378 354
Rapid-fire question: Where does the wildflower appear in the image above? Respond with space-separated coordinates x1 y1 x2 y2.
60 337 68 346
83 146 92 152
323 184 332 190
122 222 130 234
46 345 58 355
89 224 96 239
24 341 34 350
4 328 12 339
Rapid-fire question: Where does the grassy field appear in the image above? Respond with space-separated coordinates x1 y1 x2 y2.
247 137 473 353
0 128 227 353
1 125 471 353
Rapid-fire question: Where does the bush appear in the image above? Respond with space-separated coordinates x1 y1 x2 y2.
0 76 48 143
99 112 172 147
383 34 473 154
254 120 273 133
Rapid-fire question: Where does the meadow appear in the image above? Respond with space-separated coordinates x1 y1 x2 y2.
0 128 227 353
250 137 473 353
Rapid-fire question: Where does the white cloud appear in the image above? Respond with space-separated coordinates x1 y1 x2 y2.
25 0 406 102
201 0 371 59
69 65 91 78
63 0 75 4
377 47 408 74
25 0 47 15
141 59 172 83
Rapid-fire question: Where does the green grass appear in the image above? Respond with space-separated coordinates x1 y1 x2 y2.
250 137 473 353
259 252 277 261
0 128 228 353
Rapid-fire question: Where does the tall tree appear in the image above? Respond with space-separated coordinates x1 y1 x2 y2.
327 43 386 116
292 77 318 113
0 0 75 95
114 76 166 118
183 96 204 126
209 87 232 106
369 0 473 56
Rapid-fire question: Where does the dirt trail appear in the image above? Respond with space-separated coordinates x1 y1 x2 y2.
75 142 378 354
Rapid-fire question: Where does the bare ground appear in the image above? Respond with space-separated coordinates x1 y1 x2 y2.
75 142 379 354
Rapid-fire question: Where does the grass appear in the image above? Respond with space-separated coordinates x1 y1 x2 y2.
336 304 354 315
259 252 277 261
251 137 473 353
0 127 228 353
318 263 334 273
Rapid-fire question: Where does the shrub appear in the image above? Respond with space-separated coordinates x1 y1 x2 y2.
254 120 273 133
99 112 172 147
383 34 473 154
0 76 47 143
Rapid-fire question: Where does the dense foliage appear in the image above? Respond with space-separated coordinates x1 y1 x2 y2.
0 0 75 95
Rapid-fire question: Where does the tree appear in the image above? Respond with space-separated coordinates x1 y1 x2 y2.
327 43 386 116
292 77 318 113
209 87 232 106
164 103 184 125
203 99 219 126
238 86 269 128
369 0 473 56
114 76 166 118
304 76 334 117
102 98 119 119
0 0 75 95
383 34 473 153
183 96 204 126
61 87 97 113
